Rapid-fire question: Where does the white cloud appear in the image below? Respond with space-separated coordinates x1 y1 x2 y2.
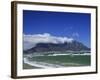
72 32 79 37
24 33 73 50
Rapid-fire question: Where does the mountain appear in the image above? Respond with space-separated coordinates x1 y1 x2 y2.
24 40 90 54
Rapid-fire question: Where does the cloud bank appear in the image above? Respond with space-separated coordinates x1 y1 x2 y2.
24 33 73 50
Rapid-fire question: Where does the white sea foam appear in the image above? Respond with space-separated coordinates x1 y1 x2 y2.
24 57 64 68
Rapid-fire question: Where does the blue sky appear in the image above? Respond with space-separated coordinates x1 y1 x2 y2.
23 10 91 48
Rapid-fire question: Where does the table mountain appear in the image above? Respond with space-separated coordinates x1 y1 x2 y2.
24 40 90 54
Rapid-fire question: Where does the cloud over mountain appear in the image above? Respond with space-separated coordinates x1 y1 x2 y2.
24 33 73 50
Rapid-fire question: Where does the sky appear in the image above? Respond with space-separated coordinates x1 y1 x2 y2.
23 10 91 50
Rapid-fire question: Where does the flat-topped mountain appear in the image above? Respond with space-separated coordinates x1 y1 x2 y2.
24 40 90 54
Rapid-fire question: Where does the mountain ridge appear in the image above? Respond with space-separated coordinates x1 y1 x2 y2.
24 40 90 54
